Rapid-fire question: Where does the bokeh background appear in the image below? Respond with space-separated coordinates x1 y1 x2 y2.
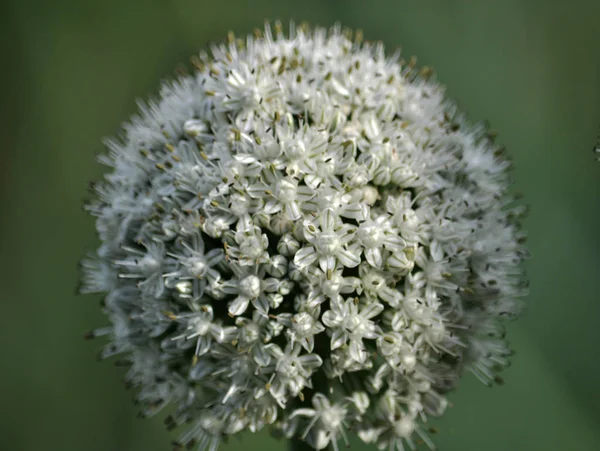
2 0 599 450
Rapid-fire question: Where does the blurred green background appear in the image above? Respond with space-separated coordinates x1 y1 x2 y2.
2 0 599 450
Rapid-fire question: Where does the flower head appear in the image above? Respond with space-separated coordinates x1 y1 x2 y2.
81 21 528 451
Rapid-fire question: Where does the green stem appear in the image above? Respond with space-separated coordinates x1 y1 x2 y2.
288 437 316 451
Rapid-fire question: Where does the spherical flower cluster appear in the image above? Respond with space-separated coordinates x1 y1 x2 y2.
81 22 528 451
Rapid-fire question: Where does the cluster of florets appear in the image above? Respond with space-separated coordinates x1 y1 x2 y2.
81 22 528 451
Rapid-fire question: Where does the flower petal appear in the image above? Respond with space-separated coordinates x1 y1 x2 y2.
330 328 347 350
320 208 336 231
337 247 361 268
299 353 323 369
322 310 342 328
365 248 383 268
228 295 250 316
318 255 337 274
294 246 318 269
361 301 384 319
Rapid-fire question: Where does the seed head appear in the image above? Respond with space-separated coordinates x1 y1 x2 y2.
81 22 528 451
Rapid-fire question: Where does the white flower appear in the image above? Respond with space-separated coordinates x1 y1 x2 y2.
261 175 315 221
163 233 224 299
322 297 383 365
294 208 361 274
291 393 349 450
169 305 236 358
356 214 405 268
280 311 326 352
221 263 288 316
303 265 361 309
81 21 528 451
113 242 167 297
264 342 323 407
